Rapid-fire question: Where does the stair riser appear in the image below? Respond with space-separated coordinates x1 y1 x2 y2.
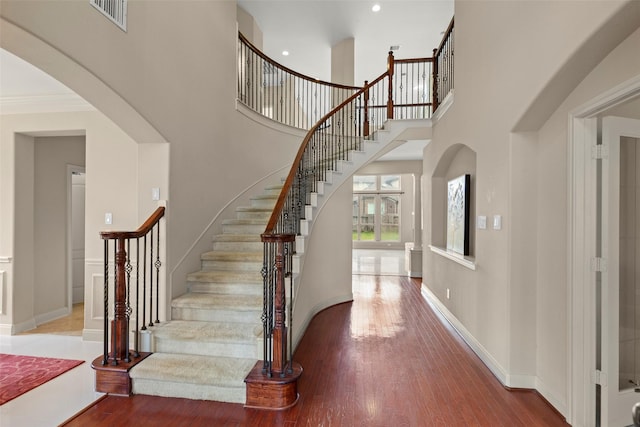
188 270 263 282
236 211 271 220
222 224 265 234
154 338 261 359
132 380 246 404
172 307 262 323
250 199 277 209
188 282 262 296
212 242 263 252
201 260 263 272
263 189 282 196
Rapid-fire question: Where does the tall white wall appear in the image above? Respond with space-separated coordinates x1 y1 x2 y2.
424 0 640 418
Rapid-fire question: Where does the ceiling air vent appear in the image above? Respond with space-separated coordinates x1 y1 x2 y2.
90 0 127 32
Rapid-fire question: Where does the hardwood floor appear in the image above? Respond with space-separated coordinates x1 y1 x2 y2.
62 276 568 426
20 303 84 336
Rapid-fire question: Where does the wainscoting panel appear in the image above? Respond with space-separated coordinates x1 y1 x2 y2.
0 270 4 315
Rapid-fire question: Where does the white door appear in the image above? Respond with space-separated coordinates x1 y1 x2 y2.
602 116 640 427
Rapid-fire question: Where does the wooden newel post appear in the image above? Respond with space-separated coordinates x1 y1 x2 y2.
111 237 130 363
387 51 394 120
432 48 439 112
271 238 287 374
363 80 370 137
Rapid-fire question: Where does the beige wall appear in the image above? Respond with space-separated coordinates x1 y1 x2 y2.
424 0 640 417
0 111 142 334
0 2 310 334
331 38 355 86
237 5 263 49
292 181 354 348
34 136 85 319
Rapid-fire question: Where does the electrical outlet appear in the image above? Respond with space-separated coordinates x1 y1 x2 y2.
105 213 112 225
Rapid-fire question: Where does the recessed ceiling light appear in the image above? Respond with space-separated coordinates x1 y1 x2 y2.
372 4 381 12
282 50 289 56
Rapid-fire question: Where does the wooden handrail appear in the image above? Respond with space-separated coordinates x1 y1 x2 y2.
100 207 165 240
395 57 434 64
262 71 388 236
239 32 361 92
434 17 455 58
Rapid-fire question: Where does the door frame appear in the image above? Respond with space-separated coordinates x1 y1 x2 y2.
602 116 640 426
568 75 640 426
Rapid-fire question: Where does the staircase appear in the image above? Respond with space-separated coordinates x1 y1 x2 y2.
125 119 430 404
129 186 282 403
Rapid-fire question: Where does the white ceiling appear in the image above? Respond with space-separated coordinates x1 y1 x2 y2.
238 0 454 84
1 0 453 158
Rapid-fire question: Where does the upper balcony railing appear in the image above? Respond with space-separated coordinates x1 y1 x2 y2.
238 33 361 130
238 19 454 130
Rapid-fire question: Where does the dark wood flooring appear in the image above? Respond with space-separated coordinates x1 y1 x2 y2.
62 275 569 426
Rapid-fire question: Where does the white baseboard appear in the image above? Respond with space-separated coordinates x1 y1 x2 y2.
420 284 510 384
35 306 70 326
535 378 568 418
420 283 568 419
11 318 37 334
292 292 354 352
506 374 537 389
0 323 13 335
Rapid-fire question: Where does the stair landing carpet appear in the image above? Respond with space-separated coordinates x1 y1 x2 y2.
0 353 84 405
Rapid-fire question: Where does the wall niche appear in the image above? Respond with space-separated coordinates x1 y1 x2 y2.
430 144 476 263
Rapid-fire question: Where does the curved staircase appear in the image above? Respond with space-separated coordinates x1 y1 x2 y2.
126 120 430 404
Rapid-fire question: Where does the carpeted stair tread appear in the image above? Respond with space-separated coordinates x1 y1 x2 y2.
235 206 273 213
212 234 261 242
172 293 262 310
222 218 268 225
200 251 262 262
187 269 262 283
130 353 256 386
150 320 262 342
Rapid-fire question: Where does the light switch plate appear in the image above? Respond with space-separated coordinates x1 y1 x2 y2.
493 215 502 230
152 188 160 201
105 213 113 225
477 215 487 229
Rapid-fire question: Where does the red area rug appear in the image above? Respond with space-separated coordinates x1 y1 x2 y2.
0 353 84 405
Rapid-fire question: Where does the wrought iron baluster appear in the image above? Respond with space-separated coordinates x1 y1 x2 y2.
149 228 154 327
154 222 161 324
102 239 109 365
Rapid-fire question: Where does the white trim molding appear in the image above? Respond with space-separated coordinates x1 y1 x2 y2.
421 283 508 382
429 245 476 270
0 256 12 263
567 73 640 427
0 270 4 315
432 89 454 123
